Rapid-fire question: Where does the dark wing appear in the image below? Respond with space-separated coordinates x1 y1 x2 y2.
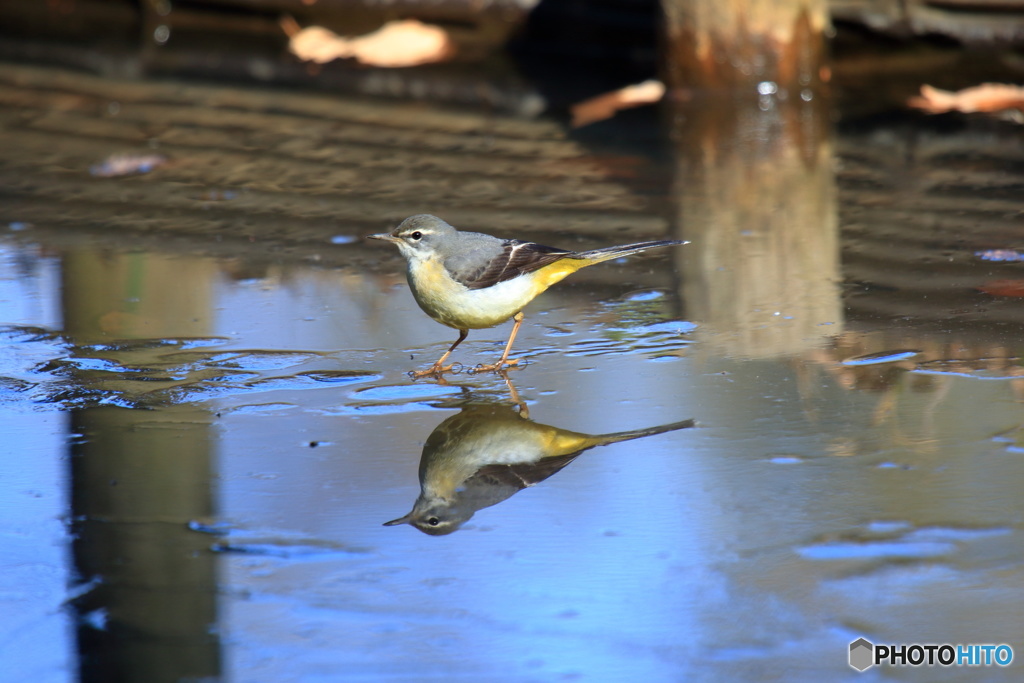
448 240 574 290
457 452 583 512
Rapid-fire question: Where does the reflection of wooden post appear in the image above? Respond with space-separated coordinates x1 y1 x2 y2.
672 98 841 358
62 251 214 342
661 0 829 95
61 249 220 681
71 406 220 683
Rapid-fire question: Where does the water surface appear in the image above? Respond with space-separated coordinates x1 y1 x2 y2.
1 62 1022 682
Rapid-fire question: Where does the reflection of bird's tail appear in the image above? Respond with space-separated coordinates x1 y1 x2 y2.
574 240 687 265
592 418 696 447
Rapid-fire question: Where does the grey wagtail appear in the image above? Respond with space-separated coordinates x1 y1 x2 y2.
383 399 696 534
368 214 687 377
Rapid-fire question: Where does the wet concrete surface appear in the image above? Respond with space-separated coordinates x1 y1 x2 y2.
1 61 1023 682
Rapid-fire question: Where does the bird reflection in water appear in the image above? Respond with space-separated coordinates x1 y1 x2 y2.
384 376 695 535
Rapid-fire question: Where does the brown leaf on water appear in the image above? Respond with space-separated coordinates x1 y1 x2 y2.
978 279 1024 297
908 84 1024 115
287 20 455 68
570 80 665 128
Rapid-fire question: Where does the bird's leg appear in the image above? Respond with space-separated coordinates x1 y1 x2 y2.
411 329 468 378
473 312 524 374
498 370 529 419
497 311 525 368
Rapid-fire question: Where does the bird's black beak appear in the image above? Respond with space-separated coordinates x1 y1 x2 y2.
383 512 413 526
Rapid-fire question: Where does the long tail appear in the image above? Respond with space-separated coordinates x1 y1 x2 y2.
572 240 688 265
592 418 696 447
545 417 696 457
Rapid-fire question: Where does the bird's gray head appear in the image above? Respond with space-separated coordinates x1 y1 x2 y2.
367 214 456 261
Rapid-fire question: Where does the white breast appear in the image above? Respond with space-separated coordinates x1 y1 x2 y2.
408 257 536 329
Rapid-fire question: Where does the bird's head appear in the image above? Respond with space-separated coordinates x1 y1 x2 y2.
367 214 455 262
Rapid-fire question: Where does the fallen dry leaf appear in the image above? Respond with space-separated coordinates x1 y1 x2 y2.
978 279 1024 297
908 83 1024 114
571 80 665 128
287 20 454 68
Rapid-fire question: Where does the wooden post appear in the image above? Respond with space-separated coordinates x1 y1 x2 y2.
661 0 830 96
662 0 836 358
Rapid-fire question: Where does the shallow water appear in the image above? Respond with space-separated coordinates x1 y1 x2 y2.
1 62 1023 682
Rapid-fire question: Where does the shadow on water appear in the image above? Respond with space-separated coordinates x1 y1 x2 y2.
0 55 1023 681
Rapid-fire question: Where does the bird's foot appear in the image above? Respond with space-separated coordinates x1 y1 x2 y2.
408 362 463 379
469 358 522 375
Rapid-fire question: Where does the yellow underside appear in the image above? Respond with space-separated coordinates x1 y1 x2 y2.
523 258 590 294
409 257 594 330
544 428 606 456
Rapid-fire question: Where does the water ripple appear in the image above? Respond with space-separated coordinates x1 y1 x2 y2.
841 349 920 366
797 523 1012 563
6 329 385 410
913 358 1023 380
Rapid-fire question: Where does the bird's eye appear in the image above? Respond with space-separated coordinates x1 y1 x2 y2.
410 231 423 241
427 517 440 526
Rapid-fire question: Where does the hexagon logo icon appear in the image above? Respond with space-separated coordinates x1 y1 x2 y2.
849 638 874 671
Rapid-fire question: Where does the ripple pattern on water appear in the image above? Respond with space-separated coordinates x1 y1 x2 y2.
912 357 1023 380
841 349 920 366
3 328 385 410
209 527 371 560
798 523 1013 563
332 382 465 415
564 323 696 359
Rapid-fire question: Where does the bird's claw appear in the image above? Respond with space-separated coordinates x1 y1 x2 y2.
469 358 522 375
408 362 463 380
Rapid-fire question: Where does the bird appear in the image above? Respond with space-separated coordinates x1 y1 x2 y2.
383 400 696 535
368 214 688 377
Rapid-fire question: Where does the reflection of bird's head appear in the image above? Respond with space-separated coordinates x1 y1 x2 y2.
382 498 473 535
